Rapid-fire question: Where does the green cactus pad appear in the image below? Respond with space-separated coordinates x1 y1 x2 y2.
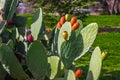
75 23 98 60
86 47 102 80
58 22 71 55
54 78 64 80
0 44 29 80
7 40 14 49
0 20 6 34
5 0 18 21
65 70 76 80
13 16 27 28
0 63 6 80
13 16 27 37
31 8 45 40
0 37 2 44
51 27 59 54
60 31 83 68
48 56 60 79
26 41 48 80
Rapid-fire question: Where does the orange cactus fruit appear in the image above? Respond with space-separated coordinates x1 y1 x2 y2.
60 16 66 25
70 17 77 26
62 31 68 40
57 22 62 30
72 22 79 30
75 69 82 78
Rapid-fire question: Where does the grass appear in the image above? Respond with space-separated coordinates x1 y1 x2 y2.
18 14 59 28
75 32 120 80
84 15 120 28
19 14 120 28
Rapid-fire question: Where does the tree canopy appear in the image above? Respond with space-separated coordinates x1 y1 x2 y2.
23 0 99 15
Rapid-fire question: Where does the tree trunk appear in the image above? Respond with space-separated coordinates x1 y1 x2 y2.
105 0 120 14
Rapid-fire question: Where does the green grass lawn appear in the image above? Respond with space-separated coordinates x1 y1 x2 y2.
75 32 120 80
19 14 120 28
84 15 120 28
19 14 59 28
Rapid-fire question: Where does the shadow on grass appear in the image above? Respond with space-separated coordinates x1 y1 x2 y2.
99 27 120 33
100 69 120 80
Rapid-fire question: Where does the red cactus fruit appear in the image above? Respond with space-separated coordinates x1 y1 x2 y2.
70 17 77 26
27 34 34 42
6 19 14 26
72 22 79 30
60 16 66 25
75 69 82 78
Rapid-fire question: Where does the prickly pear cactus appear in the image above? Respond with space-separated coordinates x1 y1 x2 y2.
0 44 29 80
0 0 103 79
65 70 76 80
31 8 45 40
0 63 6 80
86 47 102 80
47 56 60 79
26 41 48 80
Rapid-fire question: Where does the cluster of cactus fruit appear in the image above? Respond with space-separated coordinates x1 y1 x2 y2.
0 0 105 80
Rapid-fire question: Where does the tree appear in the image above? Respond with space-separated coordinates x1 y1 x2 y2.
23 0 99 15
103 0 120 14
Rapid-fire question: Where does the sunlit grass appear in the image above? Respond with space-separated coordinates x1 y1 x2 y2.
75 32 120 80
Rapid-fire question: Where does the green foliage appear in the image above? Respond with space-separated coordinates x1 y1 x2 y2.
26 41 48 80
32 0 99 15
0 44 29 80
